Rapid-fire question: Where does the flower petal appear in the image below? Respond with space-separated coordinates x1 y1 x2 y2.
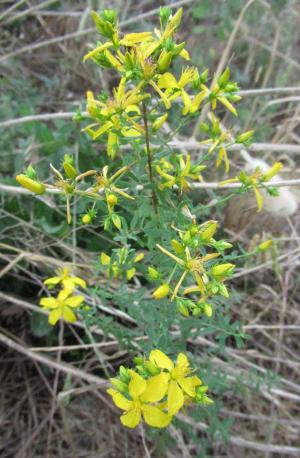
149 349 174 371
128 370 147 399
44 276 61 286
177 353 189 370
107 389 132 411
140 373 170 403
39 297 59 309
64 295 84 308
58 288 71 302
167 380 184 415
120 409 141 428
73 277 87 289
177 376 196 398
142 405 172 428
48 308 62 325
62 307 77 323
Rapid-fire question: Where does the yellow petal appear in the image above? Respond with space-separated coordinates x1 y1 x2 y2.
64 295 84 308
39 297 58 309
120 409 141 428
62 307 77 323
48 308 62 325
194 272 205 294
126 268 136 280
121 127 141 137
134 253 144 263
44 276 61 286
176 353 189 370
140 373 170 403
92 122 113 140
158 72 178 89
83 42 112 62
149 349 174 371
177 376 196 398
149 81 171 109
100 252 110 265
58 288 71 302
167 380 184 415
120 32 152 46
128 370 147 399
107 389 132 411
142 405 172 428
253 185 263 212
217 96 237 116
72 277 87 289
179 48 190 60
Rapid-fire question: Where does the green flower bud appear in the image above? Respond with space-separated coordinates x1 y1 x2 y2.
110 377 127 392
236 130 254 144
217 67 230 88
82 214 92 225
200 221 218 242
145 361 160 375
171 239 185 254
258 239 273 252
148 266 160 280
211 263 235 279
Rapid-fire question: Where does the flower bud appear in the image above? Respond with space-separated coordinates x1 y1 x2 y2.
82 214 92 225
100 252 111 265
63 158 77 179
134 253 144 263
145 361 160 375
148 266 160 280
235 130 254 144
217 67 230 88
258 239 273 252
16 174 46 195
107 194 118 207
203 303 213 318
119 365 130 382
178 302 189 317
262 162 283 181
213 240 233 251
157 51 173 72
168 8 183 30
200 221 218 242
153 283 170 299
152 113 168 132
171 239 185 254
211 263 235 279
110 377 127 393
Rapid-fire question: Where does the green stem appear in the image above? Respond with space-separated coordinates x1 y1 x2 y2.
142 101 158 214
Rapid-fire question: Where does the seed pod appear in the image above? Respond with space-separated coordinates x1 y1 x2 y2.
152 283 170 299
16 174 46 195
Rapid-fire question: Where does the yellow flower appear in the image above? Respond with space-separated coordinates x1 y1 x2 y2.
84 78 147 157
40 288 84 325
107 370 171 428
156 154 205 191
149 350 202 415
157 68 205 114
44 267 86 293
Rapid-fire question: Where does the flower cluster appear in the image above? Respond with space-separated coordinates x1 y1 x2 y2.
100 247 144 281
108 350 212 429
155 154 206 191
221 162 283 211
39 267 86 325
151 216 234 317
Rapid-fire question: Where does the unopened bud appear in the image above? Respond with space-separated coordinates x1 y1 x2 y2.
16 175 45 195
153 283 170 299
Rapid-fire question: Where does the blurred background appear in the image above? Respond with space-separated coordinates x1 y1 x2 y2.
0 1 300 457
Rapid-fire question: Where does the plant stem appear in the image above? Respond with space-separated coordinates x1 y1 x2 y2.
142 101 158 214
